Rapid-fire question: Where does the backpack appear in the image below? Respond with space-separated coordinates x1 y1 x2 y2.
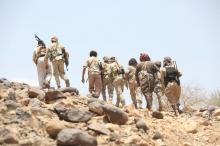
165 66 180 86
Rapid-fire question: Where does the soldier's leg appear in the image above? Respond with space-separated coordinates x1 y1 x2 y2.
107 83 114 103
129 83 137 109
119 82 125 107
52 61 61 88
88 74 95 95
144 92 153 111
102 80 107 101
115 84 121 107
43 61 52 88
94 74 102 98
37 57 46 88
58 60 70 87
136 87 142 108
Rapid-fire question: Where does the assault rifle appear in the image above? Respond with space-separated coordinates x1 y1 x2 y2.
34 34 46 48
173 61 180 86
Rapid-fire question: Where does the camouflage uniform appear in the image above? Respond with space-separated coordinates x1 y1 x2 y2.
83 56 102 98
154 61 164 111
136 61 159 110
110 59 125 107
126 65 142 109
33 45 52 88
45 36 70 88
101 57 114 102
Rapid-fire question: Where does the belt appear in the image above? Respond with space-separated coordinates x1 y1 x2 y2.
39 54 45 57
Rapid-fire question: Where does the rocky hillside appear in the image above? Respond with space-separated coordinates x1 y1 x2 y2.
0 78 220 146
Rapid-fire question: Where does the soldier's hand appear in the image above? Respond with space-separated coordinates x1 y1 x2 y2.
82 78 85 84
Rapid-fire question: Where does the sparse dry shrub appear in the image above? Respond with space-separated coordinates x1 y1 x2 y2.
209 89 220 106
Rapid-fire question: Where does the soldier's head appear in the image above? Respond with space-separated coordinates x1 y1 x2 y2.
51 36 58 43
103 56 110 63
38 40 44 46
128 58 138 66
89 50 97 57
163 57 172 67
110 57 116 63
140 53 150 62
154 61 161 68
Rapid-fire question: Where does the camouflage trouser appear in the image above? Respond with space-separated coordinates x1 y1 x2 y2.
154 82 164 111
138 71 155 110
129 81 142 109
112 76 125 108
165 81 181 105
88 73 102 98
37 57 52 88
52 59 70 88
102 76 114 102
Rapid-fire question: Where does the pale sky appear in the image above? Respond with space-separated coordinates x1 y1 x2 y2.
0 0 220 102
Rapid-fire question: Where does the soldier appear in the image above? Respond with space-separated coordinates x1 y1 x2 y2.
82 50 102 98
101 56 114 102
33 39 52 88
160 57 182 116
110 57 126 108
154 61 164 111
44 36 70 88
125 58 142 109
136 53 159 111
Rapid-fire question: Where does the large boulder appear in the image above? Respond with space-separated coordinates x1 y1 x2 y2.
65 109 94 122
102 105 128 125
45 90 66 104
213 108 220 117
134 118 149 132
88 101 104 115
0 78 11 87
46 121 66 138
59 87 79 95
57 128 97 146
28 87 45 98
88 123 111 135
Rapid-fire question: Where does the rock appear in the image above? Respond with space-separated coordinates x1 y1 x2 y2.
20 98 30 106
102 104 128 125
19 139 33 146
88 123 111 135
87 98 105 104
152 111 164 119
0 128 19 144
123 134 143 145
184 120 198 134
28 87 45 98
200 120 211 126
5 100 19 110
88 101 104 115
31 107 52 117
213 108 220 117
183 142 192 146
153 132 163 140
29 98 43 107
15 108 31 121
0 78 11 87
134 118 149 132
46 121 66 138
45 89 66 104
65 108 94 122
57 128 97 146
59 87 79 95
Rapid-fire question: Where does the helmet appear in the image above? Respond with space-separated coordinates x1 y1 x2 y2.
51 36 58 42
140 53 150 62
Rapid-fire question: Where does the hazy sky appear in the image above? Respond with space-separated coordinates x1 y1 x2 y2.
0 0 220 101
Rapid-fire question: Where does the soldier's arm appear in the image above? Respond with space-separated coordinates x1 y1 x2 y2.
82 60 88 83
135 64 141 86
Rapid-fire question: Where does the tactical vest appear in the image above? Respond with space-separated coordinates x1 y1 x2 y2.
111 62 124 78
164 66 179 86
49 43 64 61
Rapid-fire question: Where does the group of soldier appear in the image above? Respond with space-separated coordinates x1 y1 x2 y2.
33 35 182 116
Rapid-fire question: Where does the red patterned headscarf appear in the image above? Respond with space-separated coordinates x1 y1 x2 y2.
140 53 150 62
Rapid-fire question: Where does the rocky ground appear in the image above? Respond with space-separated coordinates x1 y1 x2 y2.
0 78 220 146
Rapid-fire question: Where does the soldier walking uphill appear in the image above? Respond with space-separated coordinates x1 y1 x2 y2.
44 36 70 88
160 57 182 116
82 50 102 98
101 56 114 102
125 58 142 109
136 53 159 111
110 57 126 108
33 35 52 89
